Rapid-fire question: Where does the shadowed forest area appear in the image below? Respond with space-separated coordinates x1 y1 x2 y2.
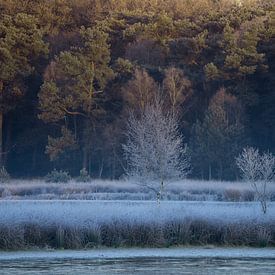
0 0 274 180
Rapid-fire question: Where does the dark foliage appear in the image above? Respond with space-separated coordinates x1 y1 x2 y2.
0 0 274 180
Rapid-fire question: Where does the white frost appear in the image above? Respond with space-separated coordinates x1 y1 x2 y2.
0 200 274 228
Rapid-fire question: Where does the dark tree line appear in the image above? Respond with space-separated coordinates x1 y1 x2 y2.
0 0 274 180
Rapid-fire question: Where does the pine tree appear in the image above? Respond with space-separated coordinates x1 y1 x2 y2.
0 13 48 166
190 88 246 180
38 26 114 169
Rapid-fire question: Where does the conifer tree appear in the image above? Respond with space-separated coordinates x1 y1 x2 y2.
190 88 246 179
39 26 114 169
0 13 48 166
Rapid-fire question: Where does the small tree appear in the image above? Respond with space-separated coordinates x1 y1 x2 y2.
123 99 191 201
236 147 275 214
236 147 261 182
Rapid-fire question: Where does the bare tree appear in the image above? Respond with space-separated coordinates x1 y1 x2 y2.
123 99 191 201
236 147 275 214
163 67 192 114
236 147 261 182
121 68 158 112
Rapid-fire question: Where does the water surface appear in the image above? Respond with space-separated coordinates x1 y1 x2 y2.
1 248 275 274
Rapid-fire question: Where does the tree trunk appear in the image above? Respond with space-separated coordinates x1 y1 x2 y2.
4 114 12 165
82 119 91 170
0 81 3 167
88 153 92 175
0 111 3 167
73 116 77 139
31 145 37 172
82 148 88 170
219 162 223 180
208 164 212 181
83 64 94 172
112 146 116 179
99 159 104 178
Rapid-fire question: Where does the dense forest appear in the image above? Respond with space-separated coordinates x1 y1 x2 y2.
0 0 274 180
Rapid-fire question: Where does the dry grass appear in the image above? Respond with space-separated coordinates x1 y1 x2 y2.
0 220 274 250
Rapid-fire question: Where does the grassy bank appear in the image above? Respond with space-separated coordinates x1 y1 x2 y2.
1 219 274 250
0 201 274 250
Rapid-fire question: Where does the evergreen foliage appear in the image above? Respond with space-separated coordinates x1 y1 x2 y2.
0 0 273 180
0 167 10 183
45 169 71 183
76 168 91 183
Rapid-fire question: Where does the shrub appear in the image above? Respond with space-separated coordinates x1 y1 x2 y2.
0 166 10 183
223 189 241 202
1 188 12 198
256 226 271 247
236 147 275 213
0 226 25 250
76 168 91 183
242 190 255 201
45 169 71 183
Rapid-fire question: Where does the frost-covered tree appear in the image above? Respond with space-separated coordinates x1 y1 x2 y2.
236 147 275 214
236 147 261 181
123 99 191 200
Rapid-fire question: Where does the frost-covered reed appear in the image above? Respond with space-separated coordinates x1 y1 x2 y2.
1 179 275 201
0 201 274 249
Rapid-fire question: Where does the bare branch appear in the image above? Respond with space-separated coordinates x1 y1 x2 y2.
236 147 275 214
123 98 191 198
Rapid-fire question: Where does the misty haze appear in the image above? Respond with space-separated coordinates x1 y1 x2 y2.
0 0 274 274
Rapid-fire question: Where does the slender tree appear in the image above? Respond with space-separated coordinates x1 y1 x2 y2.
123 99 191 200
121 68 158 113
236 147 275 214
162 67 192 114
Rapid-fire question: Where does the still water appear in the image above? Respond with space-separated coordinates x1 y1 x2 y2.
1 258 275 274
0 249 275 274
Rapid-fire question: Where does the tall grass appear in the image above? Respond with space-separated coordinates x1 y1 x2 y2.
0 220 274 250
0 200 274 250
